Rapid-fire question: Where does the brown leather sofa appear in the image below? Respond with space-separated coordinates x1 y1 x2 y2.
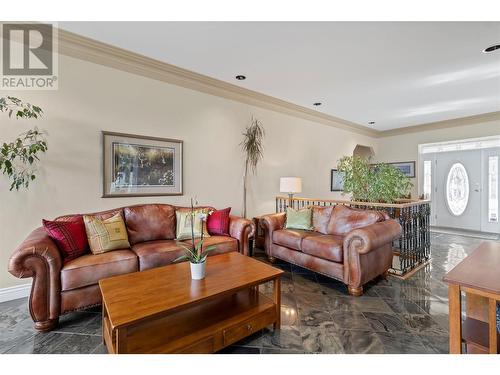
8 204 254 332
261 204 402 296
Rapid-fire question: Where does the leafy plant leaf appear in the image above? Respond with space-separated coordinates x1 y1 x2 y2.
0 97 47 191
337 156 412 203
172 254 190 263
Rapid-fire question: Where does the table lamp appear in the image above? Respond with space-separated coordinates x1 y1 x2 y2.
280 177 302 207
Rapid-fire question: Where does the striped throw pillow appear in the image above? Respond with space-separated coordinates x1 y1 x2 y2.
207 207 231 236
43 217 89 262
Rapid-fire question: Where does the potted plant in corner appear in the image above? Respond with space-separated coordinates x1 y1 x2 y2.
337 155 412 203
174 198 216 280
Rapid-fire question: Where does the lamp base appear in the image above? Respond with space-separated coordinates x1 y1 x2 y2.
288 193 294 209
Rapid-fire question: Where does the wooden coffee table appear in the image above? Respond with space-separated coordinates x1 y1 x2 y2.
99 252 283 354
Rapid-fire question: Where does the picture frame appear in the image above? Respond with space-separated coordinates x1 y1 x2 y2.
330 169 345 191
387 161 416 178
102 131 183 197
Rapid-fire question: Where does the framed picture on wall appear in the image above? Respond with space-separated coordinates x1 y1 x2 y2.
387 161 416 178
102 131 183 197
330 169 345 191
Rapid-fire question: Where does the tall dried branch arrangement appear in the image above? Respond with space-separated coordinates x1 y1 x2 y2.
241 117 265 218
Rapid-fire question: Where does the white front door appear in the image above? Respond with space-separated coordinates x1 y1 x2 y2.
419 137 500 234
481 148 500 233
434 149 481 231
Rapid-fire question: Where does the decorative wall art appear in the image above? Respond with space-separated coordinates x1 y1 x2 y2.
102 131 183 197
330 169 345 191
387 161 416 178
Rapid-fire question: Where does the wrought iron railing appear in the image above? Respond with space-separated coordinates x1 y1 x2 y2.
275 196 431 276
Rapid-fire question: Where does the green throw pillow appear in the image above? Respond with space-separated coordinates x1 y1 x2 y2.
285 207 313 230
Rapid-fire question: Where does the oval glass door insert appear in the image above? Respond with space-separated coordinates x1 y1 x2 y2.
446 162 469 216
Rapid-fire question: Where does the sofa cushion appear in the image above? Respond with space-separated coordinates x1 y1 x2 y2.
327 204 385 236
131 240 184 271
131 236 237 271
124 204 176 245
83 212 131 254
207 207 231 236
301 234 344 263
185 235 238 254
43 217 89 263
61 249 138 291
285 207 313 230
176 208 210 240
272 229 321 251
311 206 334 234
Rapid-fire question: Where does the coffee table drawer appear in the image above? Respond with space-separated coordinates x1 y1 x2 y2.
176 336 215 354
223 309 275 346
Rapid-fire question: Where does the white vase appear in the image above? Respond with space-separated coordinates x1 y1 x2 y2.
190 261 206 280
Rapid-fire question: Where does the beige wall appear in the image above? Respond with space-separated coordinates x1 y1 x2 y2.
0 54 377 289
374 117 500 197
2 51 497 291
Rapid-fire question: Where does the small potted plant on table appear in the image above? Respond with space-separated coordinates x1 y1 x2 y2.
174 199 216 280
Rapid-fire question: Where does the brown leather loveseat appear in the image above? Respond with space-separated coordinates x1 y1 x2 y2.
261 204 402 296
8 204 254 331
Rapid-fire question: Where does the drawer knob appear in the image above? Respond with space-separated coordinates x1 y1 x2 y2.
247 324 252 331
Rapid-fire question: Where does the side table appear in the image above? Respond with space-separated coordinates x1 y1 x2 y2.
250 216 266 257
443 241 500 354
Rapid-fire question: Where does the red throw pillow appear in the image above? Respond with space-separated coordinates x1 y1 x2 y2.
207 207 231 236
43 217 89 262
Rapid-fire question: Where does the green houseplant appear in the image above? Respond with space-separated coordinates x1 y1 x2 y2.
174 198 217 280
337 155 412 203
0 96 48 191
241 117 265 218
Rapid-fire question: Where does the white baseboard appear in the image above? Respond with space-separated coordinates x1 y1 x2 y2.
0 283 31 303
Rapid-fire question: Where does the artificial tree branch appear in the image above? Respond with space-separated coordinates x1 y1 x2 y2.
0 97 48 191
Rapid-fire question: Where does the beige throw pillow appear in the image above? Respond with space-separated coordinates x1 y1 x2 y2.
176 209 210 241
83 212 131 254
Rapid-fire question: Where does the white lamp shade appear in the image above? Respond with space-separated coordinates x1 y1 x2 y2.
280 177 302 194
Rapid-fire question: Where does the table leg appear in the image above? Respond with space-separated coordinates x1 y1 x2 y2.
489 298 498 354
102 304 106 345
116 327 127 354
448 284 462 354
273 278 281 330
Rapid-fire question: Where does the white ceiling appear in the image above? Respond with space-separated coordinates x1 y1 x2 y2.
60 22 500 131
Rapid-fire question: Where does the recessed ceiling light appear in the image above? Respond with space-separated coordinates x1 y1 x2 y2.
482 44 500 53
313 102 322 106
368 121 376 125
235 75 246 80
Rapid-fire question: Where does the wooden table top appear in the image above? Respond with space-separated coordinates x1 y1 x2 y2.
443 241 500 295
99 252 283 329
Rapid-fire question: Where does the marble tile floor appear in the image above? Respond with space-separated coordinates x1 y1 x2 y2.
1 232 496 354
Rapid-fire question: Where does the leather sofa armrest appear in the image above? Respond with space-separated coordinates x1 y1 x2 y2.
343 219 402 255
343 219 401 295
260 213 286 255
228 215 255 256
8 227 62 331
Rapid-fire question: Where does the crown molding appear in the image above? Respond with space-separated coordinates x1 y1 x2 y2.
378 111 500 138
54 28 378 137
